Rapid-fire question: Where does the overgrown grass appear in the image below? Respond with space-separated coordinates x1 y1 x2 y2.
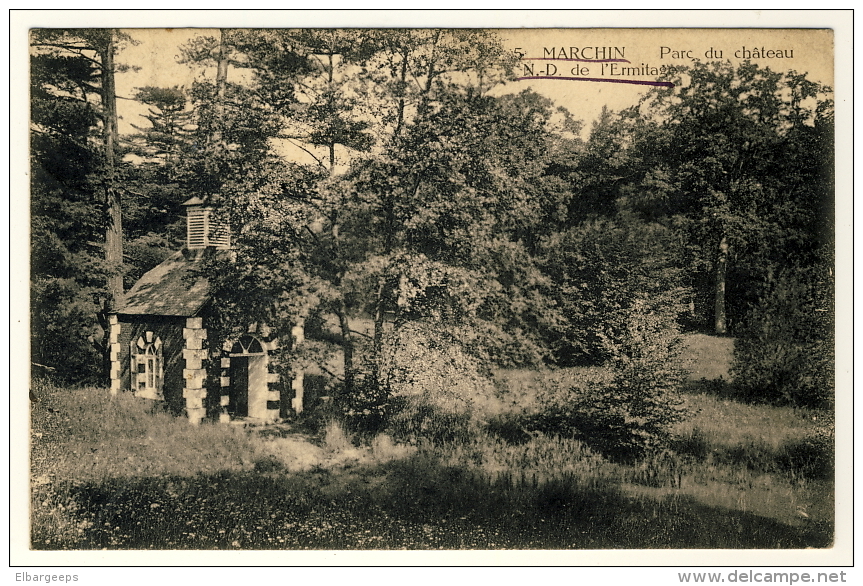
31 380 261 481
672 392 834 481
31 351 834 550
30 380 269 549
486 361 833 536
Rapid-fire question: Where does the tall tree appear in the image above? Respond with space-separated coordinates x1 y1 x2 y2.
342 86 567 369
121 86 195 287
30 28 133 380
630 61 833 333
99 31 123 308
195 30 547 393
31 29 128 309
327 33 528 376
128 86 193 173
540 213 689 365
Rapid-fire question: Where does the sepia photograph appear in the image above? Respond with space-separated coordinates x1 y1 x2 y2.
14 10 851 567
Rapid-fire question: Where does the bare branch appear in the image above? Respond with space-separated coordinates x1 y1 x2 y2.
314 363 344 382
349 328 373 340
32 42 104 68
283 138 328 171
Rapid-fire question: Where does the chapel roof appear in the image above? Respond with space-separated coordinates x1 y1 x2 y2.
115 249 212 317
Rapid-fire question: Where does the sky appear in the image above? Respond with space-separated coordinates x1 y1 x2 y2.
110 26 834 171
114 27 834 136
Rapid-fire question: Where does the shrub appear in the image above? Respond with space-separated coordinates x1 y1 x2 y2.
529 296 689 461
731 268 834 409
541 213 689 366
778 434 834 480
433 432 620 488
30 277 103 384
387 394 476 445
322 419 354 453
378 321 494 444
334 375 391 435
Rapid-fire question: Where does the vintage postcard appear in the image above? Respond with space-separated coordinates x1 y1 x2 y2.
12 9 852 573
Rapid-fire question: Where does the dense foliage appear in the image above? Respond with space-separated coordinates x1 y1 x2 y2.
731 265 835 409
377 320 495 445
30 29 123 381
31 28 834 419
541 213 689 365
528 295 688 460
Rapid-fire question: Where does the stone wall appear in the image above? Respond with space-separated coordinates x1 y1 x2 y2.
111 315 186 414
182 316 209 425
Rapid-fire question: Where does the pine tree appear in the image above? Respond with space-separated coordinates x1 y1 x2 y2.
30 28 132 380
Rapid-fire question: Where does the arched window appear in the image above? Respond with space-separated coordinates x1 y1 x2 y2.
230 335 264 356
132 333 163 400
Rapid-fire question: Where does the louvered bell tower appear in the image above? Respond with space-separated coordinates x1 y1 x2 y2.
182 197 230 250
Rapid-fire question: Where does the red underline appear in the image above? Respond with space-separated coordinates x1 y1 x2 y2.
518 76 675 88
521 58 631 63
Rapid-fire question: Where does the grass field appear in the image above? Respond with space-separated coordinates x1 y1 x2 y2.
30 335 833 550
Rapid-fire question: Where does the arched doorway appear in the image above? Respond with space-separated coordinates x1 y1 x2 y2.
228 335 268 419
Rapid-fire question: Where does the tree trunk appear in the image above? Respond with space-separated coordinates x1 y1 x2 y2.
212 29 229 145
393 49 408 137
101 31 123 311
714 234 729 334
372 279 388 364
336 304 355 393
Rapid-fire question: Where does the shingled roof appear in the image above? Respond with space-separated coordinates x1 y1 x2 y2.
117 250 212 317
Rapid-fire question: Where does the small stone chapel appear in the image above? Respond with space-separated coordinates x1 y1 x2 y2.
107 197 304 424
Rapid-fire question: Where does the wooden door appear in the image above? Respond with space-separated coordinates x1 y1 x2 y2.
247 355 268 419
229 356 249 417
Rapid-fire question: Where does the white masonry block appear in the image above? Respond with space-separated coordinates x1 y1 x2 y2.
183 348 208 360
183 328 207 341
183 387 207 400
110 378 121 394
221 358 231 368
183 369 206 389
220 376 231 387
220 395 230 407
186 317 203 329
108 315 119 325
187 408 206 425
266 372 280 384
267 390 280 402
